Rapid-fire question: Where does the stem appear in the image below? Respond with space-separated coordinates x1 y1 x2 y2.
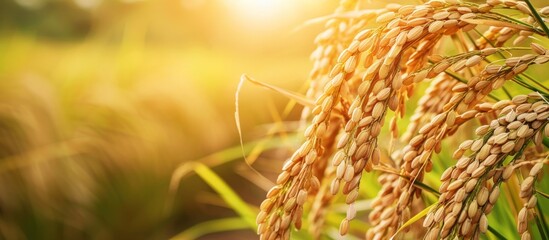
524 0 549 37
488 226 508 240
473 28 497 48
512 77 539 92
389 173 441 196
501 86 513 99
536 189 549 199
535 200 549 240
444 69 501 101
425 59 502 101
517 74 549 93
487 12 543 35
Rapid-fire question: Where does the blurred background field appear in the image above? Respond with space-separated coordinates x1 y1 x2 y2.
0 0 339 239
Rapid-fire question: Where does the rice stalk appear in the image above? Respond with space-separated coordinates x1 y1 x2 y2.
245 0 549 239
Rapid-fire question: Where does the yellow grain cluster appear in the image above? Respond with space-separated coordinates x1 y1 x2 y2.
255 0 549 239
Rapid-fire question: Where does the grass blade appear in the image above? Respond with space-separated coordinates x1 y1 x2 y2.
536 189 549 199
168 137 287 196
524 0 549 37
389 203 436 240
488 225 508 240
193 163 257 228
535 201 549 240
170 217 249 240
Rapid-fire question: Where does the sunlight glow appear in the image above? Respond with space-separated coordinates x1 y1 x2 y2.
225 0 292 24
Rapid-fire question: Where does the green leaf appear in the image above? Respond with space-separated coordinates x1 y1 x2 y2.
170 217 250 240
193 163 257 228
390 203 436 240
168 136 291 203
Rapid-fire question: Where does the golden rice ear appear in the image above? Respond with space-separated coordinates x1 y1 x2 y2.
516 159 545 240
402 75 458 142
257 1 368 238
253 0 549 239
425 96 549 239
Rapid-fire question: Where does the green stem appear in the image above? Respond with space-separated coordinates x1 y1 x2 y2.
517 74 549 93
488 226 508 240
392 173 441 196
524 0 549 37
536 189 549 199
501 86 513 99
443 69 501 101
512 77 539 92
425 59 501 100
465 32 479 50
487 12 542 34
474 28 497 48
535 200 549 240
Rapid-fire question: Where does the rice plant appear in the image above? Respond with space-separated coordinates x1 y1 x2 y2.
245 0 549 239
